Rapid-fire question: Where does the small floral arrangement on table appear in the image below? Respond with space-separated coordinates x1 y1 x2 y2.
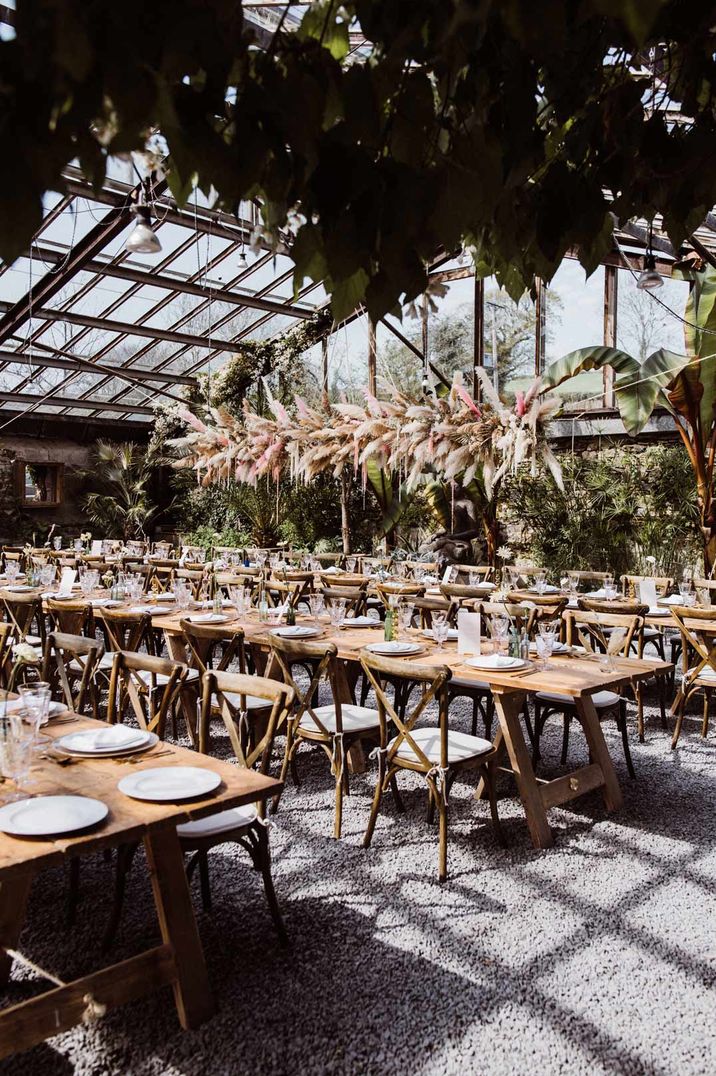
80 531 92 553
9 642 42 690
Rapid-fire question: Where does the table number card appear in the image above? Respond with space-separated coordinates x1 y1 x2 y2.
639 577 658 608
442 565 458 585
457 608 481 655
58 568 77 596
90 540 103 554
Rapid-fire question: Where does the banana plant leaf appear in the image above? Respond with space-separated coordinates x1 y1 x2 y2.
614 348 691 437
364 458 414 536
540 346 640 390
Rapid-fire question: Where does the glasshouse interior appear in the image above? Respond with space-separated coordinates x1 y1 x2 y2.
1 3 716 1074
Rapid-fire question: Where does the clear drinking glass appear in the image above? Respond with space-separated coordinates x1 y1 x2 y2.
18 682 52 750
5 561 19 583
604 582 618 600
53 536 62 551
397 602 414 638
0 727 33 801
432 612 450 649
40 564 55 588
490 615 510 654
328 599 346 627
534 569 547 595
568 572 580 595
310 593 326 620
345 556 356 573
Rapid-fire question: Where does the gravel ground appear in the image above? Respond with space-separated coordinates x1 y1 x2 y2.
2 679 716 1076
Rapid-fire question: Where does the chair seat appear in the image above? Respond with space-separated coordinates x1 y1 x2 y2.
685 665 716 683
136 667 199 688
24 634 43 647
643 627 663 639
536 689 621 709
70 651 115 673
299 703 380 734
177 803 257 840
449 676 491 692
389 726 493 765
224 690 274 710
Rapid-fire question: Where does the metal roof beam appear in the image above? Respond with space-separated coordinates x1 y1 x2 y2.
0 175 167 347
0 391 153 416
30 245 313 319
0 348 197 386
0 302 250 354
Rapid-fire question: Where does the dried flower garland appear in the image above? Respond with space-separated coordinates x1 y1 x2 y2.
170 371 562 498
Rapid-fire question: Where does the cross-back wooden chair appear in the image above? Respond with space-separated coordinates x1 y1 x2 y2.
359 651 502 882
455 564 494 582
265 580 302 610
123 563 154 592
176 670 294 941
413 594 454 629
175 566 206 599
150 558 178 592
441 582 494 606
0 623 13 688
668 605 716 748
179 619 269 751
532 609 642 777
269 636 381 838
566 570 612 589
41 631 103 717
620 574 674 599
106 650 191 740
45 597 94 637
1 591 45 647
321 583 369 618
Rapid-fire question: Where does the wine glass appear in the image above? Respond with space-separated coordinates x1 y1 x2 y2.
567 571 580 596
5 561 19 584
52 536 62 551
535 620 558 669
310 593 326 620
40 564 55 589
345 556 356 573
534 569 547 595
397 602 414 638
18 682 51 750
328 599 347 628
431 611 450 649
490 614 510 655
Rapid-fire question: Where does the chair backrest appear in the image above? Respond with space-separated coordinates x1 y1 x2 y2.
107 650 188 737
41 631 102 715
455 564 493 581
693 578 716 604
268 636 343 737
46 598 94 637
99 608 153 654
180 619 247 679
321 584 368 617
1 592 44 645
564 609 642 656
0 623 13 687
578 597 648 616
567 569 612 585
359 650 452 770
266 580 301 609
175 567 205 599
440 582 493 604
413 595 454 628
200 669 294 774
668 605 716 679
375 583 425 609
620 574 673 598
478 599 544 637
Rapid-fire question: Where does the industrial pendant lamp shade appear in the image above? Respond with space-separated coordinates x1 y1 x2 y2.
636 252 663 291
124 206 162 254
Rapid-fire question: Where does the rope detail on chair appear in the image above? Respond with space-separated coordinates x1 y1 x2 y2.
332 731 345 783
427 764 450 805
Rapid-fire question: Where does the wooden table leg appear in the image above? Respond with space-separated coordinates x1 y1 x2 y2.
491 689 554 849
336 659 366 773
144 826 214 1029
163 631 199 744
0 872 33 986
574 693 624 812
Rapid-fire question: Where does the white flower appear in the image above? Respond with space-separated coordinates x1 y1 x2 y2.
645 556 657 566
12 643 41 664
497 545 513 561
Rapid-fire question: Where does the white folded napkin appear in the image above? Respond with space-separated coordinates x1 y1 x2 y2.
341 615 379 627
70 725 144 751
466 654 523 669
585 588 607 598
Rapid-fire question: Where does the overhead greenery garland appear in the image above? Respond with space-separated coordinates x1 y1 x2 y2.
170 372 562 503
2 3 716 320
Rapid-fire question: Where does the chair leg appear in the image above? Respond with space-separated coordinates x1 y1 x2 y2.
635 683 645 743
198 850 212 911
426 782 436 825
102 841 139 951
389 775 405 812
65 858 81 926
659 676 667 729
560 715 571 766
483 761 505 847
532 702 543 765
521 699 534 745
334 771 343 839
255 825 288 946
471 696 479 737
618 702 636 779
485 694 494 739
272 721 298 814
363 757 387 849
437 796 448 883
702 690 711 738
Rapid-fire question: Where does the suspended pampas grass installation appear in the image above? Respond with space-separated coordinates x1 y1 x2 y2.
169 371 562 498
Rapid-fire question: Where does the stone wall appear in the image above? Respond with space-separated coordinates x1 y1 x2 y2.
0 434 92 545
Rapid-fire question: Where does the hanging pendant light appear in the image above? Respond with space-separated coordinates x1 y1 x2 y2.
124 186 162 255
237 243 248 269
637 224 663 290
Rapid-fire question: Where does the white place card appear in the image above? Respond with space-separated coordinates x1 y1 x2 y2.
639 577 658 608
58 568 77 596
457 608 481 655
90 540 102 554
442 565 458 584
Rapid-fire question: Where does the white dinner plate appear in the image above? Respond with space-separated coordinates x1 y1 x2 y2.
422 628 459 641
55 728 156 757
340 616 380 628
529 584 561 595
529 640 569 654
270 625 320 638
5 585 33 593
365 641 423 656
130 604 173 615
474 581 496 590
188 612 229 624
464 654 528 671
648 607 670 617
0 795 108 837
3 699 66 718
118 766 221 802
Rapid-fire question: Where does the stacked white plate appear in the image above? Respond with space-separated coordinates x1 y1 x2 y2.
529 640 569 655
54 726 157 758
647 606 670 616
118 766 221 802
365 641 423 656
188 612 228 624
5 698 67 719
464 654 528 671
6 584 33 593
271 625 320 638
0 796 108 837
422 627 459 641
130 604 173 615
340 616 379 628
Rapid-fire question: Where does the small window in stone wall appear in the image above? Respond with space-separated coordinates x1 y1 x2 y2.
16 462 64 508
